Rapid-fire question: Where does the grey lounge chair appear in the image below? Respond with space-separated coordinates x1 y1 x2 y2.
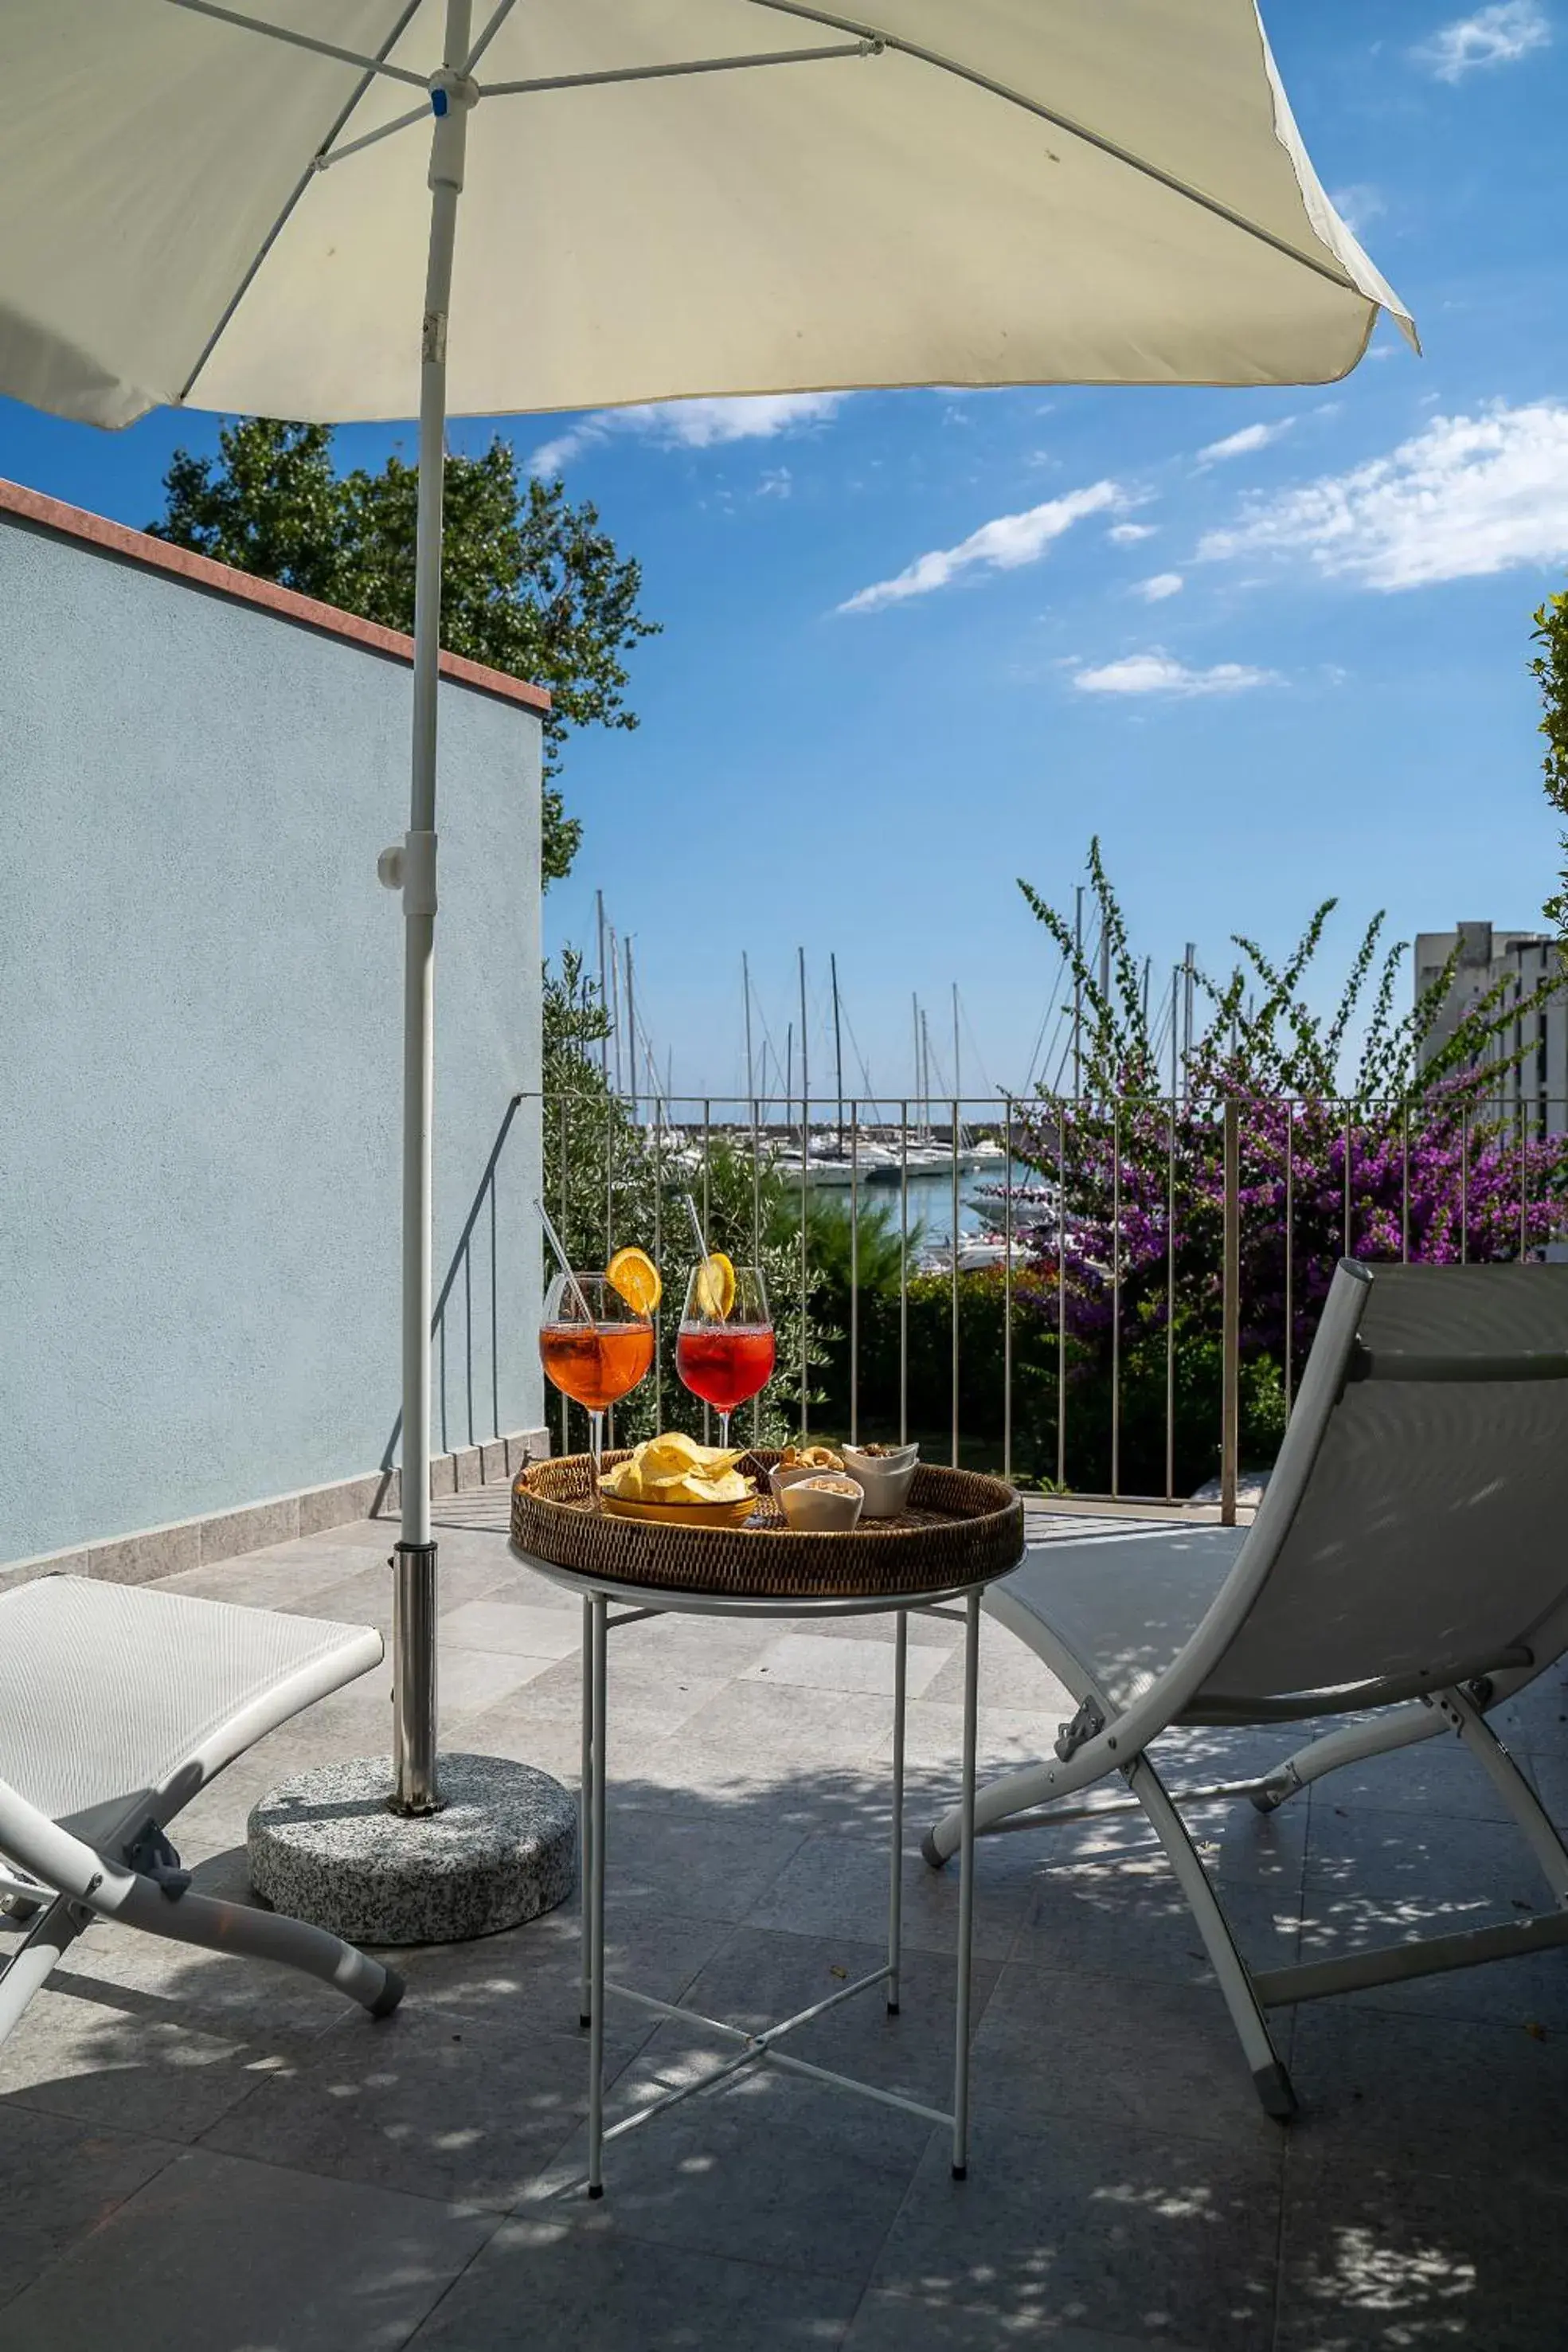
924 1261 1568 2117
0 1575 404 2044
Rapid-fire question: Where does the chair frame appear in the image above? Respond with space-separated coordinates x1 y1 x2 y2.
0 1590 404 2047
924 1263 1568 2117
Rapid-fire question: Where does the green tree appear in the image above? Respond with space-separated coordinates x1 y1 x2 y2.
151 418 659 883
1532 589 1568 933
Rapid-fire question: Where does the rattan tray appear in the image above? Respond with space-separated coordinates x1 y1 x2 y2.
510 1450 1025 1603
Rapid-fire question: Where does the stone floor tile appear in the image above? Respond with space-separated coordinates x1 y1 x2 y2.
661 1919 1003 2114
492 1645 733 1734
0 2145 494 2352
576 1791 816 1923
747 1826 1032 1962
843 2291 1202 2350
646 1680 896 1776
407 2209 860 2350
0 1980 313 2143
1285 2002 1568 2181
199 1997 626 2211
153 1545 388 1606
526 2045 931 2282
1277 2150 1568 2350
1492 1669 1568 1758
1298 1728 1541 1824
436 1646 560 1717
1007 1853 1300 1991
921 1626 1075 1713
743 1631 952 1698
440 1599 585 1659
972 1960 1292 2151
0 2110 178 2311
872 2115 1282 2350
388 1897 734 2052
1298 1802 1568 2022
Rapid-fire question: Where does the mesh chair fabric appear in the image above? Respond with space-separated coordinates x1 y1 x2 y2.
0 1575 380 1841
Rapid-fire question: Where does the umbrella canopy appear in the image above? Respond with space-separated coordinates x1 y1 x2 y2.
5 0 1411 430
0 1 1412 1823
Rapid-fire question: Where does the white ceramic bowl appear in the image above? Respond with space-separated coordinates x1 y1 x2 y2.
841 1457 917 1520
769 1455 847 1497
776 1474 864 1532
841 1441 918 1475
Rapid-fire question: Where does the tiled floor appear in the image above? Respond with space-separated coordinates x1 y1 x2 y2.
2 1485 1566 2349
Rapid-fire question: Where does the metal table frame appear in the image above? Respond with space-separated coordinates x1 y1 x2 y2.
516 1554 996 2198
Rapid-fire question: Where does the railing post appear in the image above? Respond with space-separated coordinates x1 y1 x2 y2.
1220 1098 1240 1528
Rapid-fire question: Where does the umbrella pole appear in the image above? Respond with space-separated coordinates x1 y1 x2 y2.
389 0 474 1818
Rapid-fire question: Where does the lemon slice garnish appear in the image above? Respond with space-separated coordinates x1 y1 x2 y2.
694 1251 736 1321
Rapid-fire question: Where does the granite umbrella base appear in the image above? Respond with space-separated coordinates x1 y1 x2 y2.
247 1753 577 1947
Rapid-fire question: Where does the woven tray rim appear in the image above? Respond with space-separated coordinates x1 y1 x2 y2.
510 1449 1024 1601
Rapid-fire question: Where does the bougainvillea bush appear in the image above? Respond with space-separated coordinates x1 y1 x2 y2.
984 846 1568 1494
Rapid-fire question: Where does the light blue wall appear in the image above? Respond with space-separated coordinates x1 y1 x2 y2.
0 511 543 1565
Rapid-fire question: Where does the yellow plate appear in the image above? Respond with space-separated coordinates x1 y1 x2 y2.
601 1491 758 1529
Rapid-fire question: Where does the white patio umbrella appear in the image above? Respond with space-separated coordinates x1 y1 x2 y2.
0 1 1412 1819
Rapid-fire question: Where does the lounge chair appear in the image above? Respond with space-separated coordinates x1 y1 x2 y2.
923 1260 1568 2117
0 1575 404 2045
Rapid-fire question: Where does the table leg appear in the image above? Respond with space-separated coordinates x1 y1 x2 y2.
952 1588 980 2181
888 1608 907 2014
587 1592 608 2199
579 1598 593 2029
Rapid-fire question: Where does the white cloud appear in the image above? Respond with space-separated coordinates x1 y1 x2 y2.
1198 400 1568 589
838 480 1121 614
530 393 846 475
757 466 792 499
1073 652 1277 697
1198 417 1296 465
1417 2 1550 79
1107 521 1157 546
1136 572 1185 603
1330 183 1386 236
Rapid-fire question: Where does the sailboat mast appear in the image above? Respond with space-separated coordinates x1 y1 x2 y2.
596 889 608 1086
1073 885 1084 1099
798 946 808 1149
742 949 754 1106
952 982 961 1107
624 936 638 1124
911 993 920 1132
831 952 844 1145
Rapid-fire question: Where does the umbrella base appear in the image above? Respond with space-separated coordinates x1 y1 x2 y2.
246 1752 577 1947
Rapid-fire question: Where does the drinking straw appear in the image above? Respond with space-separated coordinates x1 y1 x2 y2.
680 1190 710 1262
534 1198 595 1322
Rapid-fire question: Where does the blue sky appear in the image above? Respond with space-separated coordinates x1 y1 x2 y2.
3 0 1564 1104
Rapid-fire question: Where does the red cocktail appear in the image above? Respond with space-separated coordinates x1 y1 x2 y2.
676 1325 776 1416
676 1259 774 1443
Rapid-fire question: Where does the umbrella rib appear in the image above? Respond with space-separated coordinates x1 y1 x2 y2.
315 100 432 173
464 0 522 75
738 0 1363 300
162 0 434 91
479 43 876 98
174 0 429 404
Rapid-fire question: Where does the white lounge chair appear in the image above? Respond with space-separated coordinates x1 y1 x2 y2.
924 1260 1568 2117
0 1575 404 2044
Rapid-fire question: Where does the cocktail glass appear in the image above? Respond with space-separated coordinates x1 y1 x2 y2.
675 1263 775 1447
539 1271 655 1506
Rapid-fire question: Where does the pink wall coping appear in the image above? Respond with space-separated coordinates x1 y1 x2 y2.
0 475 550 716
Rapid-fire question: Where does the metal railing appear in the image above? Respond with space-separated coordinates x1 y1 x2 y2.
538 1087 1568 1523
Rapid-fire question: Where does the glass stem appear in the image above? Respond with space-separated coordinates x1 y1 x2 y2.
588 1410 604 1510
718 1410 731 1450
